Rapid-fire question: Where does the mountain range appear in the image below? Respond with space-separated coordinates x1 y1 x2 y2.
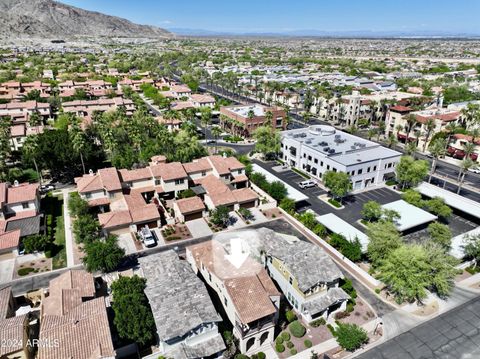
0 0 171 40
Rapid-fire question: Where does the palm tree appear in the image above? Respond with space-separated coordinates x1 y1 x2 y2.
70 122 87 174
265 110 274 127
200 107 212 142
211 126 222 154
387 133 397 148
422 119 436 152
404 114 417 141
377 122 386 141
444 122 458 150
367 128 377 140
457 158 475 194
22 135 42 184
28 111 42 127
405 141 417 157
428 138 447 182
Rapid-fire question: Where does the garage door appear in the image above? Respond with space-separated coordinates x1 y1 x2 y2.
145 221 158 229
110 226 131 236
240 201 256 209
185 211 203 221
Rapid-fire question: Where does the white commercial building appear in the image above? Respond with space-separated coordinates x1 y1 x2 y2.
281 125 402 191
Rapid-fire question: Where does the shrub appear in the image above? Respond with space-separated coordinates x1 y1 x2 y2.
286 310 297 323
328 198 342 208
234 355 250 359
257 353 265 359
275 336 284 345
275 343 285 353
289 320 306 338
375 288 381 294
304 339 313 348
310 318 326 327
286 341 294 349
335 322 368 351
18 267 35 276
330 234 362 262
327 324 336 335
346 302 355 313
281 331 291 341
340 279 357 299
44 250 52 258
290 349 297 355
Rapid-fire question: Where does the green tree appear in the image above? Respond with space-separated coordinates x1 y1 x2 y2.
73 215 100 244
210 206 230 228
22 135 42 184
424 243 458 297
67 192 89 217
22 234 52 253
334 322 368 351
367 221 402 267
396 156 429 189
267 181 288 202
111 275 156 346
424 197 452 220
463 234 480 267
253 126 281 158
457 158 476 194
200 107 212 142
428 222 452 250
379 244 431 302
69 120 87 174
211 126 223 154
82 235 125 272
279 198 296 214
323 171 352 203
361 201 382 222
428 138 447 182
329 234 362 262
402 189 424 208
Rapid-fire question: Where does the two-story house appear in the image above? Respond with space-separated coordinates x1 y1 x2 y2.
187 240 280 355
139 251 226 359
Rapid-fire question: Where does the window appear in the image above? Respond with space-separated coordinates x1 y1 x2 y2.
358 169 363 175
201 171 206 176
326 165 330 170
109 192 115 199
303 153 306 158
85 193 92 199
22 202 29 209
314 158 318 164
175 178 184 185
373 166 377 171
308 155 312 161
289 277 293 285
155 179 161 185
367 167 371 173
224 297 228 306
320 161 324 167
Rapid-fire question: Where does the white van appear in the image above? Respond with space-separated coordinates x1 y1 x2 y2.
298 180 316 189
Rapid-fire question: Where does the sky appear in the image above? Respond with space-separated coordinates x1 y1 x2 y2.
59 0 480 34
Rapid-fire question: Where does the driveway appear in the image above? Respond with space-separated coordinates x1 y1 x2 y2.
0 258 14 284
117 233 137 254
227 211 245 230
186 218 213 238
249 208 268 224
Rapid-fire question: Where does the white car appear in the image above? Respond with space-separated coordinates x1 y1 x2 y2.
139 227 157 248
299 180 316 189
468 168 480 174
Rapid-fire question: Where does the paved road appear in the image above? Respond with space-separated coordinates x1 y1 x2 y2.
356 294 480 359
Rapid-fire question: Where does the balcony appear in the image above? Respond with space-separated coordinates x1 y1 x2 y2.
235 316 275 338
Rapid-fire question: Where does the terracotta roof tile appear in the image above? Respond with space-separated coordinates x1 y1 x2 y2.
150 162 187 181
176 196 205 214
6 183 38 204
0 229 20 251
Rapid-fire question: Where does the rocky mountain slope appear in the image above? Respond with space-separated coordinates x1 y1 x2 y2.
0 0 172 39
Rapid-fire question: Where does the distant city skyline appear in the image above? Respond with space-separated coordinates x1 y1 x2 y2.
59 0 480 35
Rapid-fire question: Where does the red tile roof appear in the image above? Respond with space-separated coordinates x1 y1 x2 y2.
0 315 27 356
150 162 187 181
390 105 413 113
232 188 258 203
176 196 205 214
0 229 20 251
6 183 38 204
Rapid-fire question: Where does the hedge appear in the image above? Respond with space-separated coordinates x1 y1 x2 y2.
289 320 306 338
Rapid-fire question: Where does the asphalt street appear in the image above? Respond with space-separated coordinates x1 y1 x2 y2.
356 294 480 359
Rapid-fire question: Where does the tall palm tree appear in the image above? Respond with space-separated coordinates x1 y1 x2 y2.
422 119 436 152
70 122 87 174
211 126 222 154
444 122 458 151
28 111 42 127
367 128 377 140
457 158 475 194
404 114 417 142
428 138 447 182
387 133 397 148
405 141 417 157
22 135 42 184
200 107 212 142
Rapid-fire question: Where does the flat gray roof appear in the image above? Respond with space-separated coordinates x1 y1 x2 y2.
282 125 401 166
382 200 437 232
138 250 221 342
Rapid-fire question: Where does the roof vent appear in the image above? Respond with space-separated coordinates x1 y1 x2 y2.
13 180 19 187
89 169 94 176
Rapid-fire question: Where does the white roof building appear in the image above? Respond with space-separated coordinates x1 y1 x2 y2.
381 200 438 232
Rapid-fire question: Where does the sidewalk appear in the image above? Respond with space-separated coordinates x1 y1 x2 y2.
62 189 75 268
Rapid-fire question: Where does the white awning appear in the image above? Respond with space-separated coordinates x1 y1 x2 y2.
316 213 369 252
417 182 480 220
252 164 308 202
450 227 480 259
381 199 437 232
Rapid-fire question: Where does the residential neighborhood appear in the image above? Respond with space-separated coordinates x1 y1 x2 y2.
0 1 480 359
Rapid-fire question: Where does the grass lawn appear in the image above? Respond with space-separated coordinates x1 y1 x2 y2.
328 198 342 208
42 194 66 269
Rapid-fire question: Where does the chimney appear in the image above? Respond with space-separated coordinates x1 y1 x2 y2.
13 180 19 187
88 169 94 176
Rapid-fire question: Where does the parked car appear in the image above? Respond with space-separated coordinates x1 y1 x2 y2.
40 183 55 194
298 180 316 189
468 168 480 174
139 226 157 248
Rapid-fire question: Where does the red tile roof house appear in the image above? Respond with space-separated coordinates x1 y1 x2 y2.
62 97 135 118
38 270 115 359
0 101 52 122
0 182 41 256
447 133 480 161
0 286 33 359
75 155 259 235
